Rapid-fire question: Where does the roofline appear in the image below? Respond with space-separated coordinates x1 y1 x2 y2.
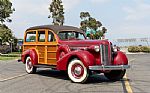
26 25 84 34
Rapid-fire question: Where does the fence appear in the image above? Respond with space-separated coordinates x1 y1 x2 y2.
113 38 150 47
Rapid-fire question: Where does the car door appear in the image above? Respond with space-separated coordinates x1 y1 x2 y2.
46 30 58 65
36 30 47 64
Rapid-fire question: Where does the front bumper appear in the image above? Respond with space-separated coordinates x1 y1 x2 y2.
89 65 130 70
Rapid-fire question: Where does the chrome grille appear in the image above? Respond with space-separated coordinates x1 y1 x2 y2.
100 44 110 65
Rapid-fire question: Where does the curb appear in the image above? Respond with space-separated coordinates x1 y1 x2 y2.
125 52 148 55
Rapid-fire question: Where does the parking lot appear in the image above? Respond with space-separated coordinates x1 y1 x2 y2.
0 54 150 93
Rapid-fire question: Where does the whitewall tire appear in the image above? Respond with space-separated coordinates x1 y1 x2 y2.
68 59 89 83
25 56 36 74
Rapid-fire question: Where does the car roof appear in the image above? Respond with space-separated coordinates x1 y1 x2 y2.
26 25 84 34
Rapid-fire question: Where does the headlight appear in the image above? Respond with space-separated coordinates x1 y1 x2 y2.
94 45 100 52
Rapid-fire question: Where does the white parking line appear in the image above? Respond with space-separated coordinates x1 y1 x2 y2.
0 73 28 82
129 59 135 63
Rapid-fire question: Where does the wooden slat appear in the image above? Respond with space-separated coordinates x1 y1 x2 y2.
47 58 56 60
47 51 57 53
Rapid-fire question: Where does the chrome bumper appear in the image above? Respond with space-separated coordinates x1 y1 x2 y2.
89 65 130 70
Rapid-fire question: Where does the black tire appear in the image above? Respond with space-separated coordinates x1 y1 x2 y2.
25 56 37 74
104 70 126 81
67 59 89 83
60 70 67 75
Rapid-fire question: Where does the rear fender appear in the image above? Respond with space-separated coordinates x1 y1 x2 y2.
57 50 95 70
21 50 30 63
21 49 38 65
113 51 128 65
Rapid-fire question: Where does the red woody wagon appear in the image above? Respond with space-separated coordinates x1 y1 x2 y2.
21 25 130 83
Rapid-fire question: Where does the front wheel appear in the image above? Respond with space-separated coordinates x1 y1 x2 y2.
104 70 126 81
25 56 37 74
67 59 89 83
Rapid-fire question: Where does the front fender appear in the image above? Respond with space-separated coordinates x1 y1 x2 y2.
57 50 95 70
21 49 38 65
56 45 70 61
113 51 128 65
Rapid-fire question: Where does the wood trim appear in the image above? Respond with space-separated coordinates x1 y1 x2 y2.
45 46 47 64
47 51 57 53
47 58 57 60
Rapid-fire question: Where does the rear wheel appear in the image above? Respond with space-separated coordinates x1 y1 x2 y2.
67 59 89 83
104 70 126 81
25 56 36 74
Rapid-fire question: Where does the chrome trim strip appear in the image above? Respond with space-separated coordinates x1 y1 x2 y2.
89 65 130 70
100 44 103 65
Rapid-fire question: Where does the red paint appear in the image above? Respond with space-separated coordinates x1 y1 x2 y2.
21 49 38 65
58 40 109 47
29 49 38 65
56 50 95 70
56 45 70 61
113 51 128 65
21 49 30 63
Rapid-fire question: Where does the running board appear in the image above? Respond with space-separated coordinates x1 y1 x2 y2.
34 65 56 69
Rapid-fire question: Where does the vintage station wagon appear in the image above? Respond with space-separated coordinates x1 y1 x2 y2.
21 25 130 83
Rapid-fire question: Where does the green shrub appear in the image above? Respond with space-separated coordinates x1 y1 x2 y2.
140 46 150 53
128 46 150 53
128 46 141 52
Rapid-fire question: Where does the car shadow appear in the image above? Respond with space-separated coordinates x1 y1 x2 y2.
36 69 69 80
36 69 119 84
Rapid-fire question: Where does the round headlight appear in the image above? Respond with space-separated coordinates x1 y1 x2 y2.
94 45 100 52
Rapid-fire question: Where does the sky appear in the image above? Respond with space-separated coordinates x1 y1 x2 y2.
6 0 150 42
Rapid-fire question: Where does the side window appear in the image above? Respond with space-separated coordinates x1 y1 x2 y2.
26 31 36 42
48 31 55 42
58 32 67 40
38 31 45 42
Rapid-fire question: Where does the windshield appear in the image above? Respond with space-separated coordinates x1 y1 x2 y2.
58 31 86 40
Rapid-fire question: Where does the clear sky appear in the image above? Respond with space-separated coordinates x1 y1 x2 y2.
6 0 150 41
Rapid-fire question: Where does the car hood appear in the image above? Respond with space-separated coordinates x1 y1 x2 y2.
59 40 109 47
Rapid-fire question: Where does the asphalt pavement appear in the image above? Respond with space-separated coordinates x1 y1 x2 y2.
0 54 150 93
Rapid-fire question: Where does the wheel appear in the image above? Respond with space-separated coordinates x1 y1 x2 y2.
104 70 126 81
67 59 89 83
25 56 36 74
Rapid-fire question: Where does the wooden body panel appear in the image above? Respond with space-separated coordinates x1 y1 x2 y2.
23 29 58 66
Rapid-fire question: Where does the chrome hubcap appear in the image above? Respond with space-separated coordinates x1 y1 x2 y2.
71 63 84 79
74 66 82 76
